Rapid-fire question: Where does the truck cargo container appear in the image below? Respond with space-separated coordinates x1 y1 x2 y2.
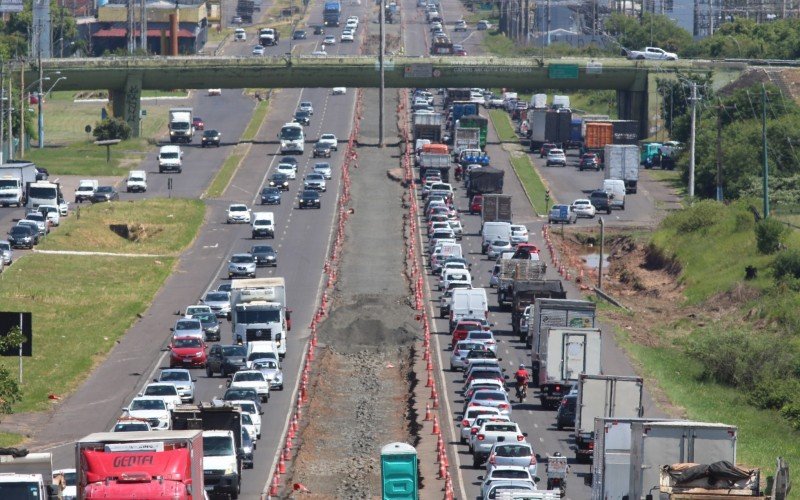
580 115 610 139
526 298 596 352
452 126 480 156
530 93 547 109
466 167 504 198
527 108 548 150
511 280 566 338
0 450 60 499
566 118 583 150
417 153 452 183
444 89 471 107
604 144 640 194
450 102 479 125
412 112 443 143
458 115 489 148
538 327 601 408
583 122 613 158
610 119 639 145
545 110 572 147
480 194 512 226
0 162 37 207
496 260 547 308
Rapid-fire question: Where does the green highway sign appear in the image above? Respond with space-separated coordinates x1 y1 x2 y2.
548 64 579 79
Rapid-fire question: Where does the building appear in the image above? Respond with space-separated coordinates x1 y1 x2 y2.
91 0 208 56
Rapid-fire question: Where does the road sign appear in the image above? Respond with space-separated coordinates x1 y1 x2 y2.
404 64 433 78
0 0 23 12
586 61 603 75
548 64 579 79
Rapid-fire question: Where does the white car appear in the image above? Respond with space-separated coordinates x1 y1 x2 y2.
230 400 262 439
124 397 171 430
276 163 297 179
510 224 529 245
252 358 284 390
480 465 535 499
487 239 513 259
184 305 213 318
323 35 336 45
472 421 527 466
202 290 231 318
546 148 567 167
172 318 204 340
464 378 506 400
312 50 328 56
299 101 314 115
252 45 265 55
139 382 183 410
304 172 327 192
226 203 251 224
627 46 678 60
459 406 501 444
340 30 354 42
572 198 597 218
345 20 358 31
439 270 471 291
318 133 338 150
208 88 222 96
332 87 347 95
313 162 332 179
347 15 359 26
39 205 60 226
53 469 76 500
464 329 497 353
228 370 270 402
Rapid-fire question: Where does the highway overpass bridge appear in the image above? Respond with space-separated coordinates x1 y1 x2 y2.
24 56 748 137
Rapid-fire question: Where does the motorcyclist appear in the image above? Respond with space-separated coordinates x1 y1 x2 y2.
514 364 529 398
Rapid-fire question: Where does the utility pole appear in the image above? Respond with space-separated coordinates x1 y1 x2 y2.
762 83 769 217
140 0 147 53
546 0 551 45
7 73 12 161
37 45 43 149
0 61 4 164
688 82 698 200
19 63 24 157
378 0 384 147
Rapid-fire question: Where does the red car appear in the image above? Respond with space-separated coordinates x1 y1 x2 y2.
470 195 483 215
192 117 205 131
539 143 557 158
451 320 484 348
513 243 540 259
169 337 208 368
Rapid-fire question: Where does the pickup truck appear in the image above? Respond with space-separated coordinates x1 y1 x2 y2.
627 46 678 60
472 421 527 466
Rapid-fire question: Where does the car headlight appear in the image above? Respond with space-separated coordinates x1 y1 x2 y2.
224 465 236 475
195 352 203 357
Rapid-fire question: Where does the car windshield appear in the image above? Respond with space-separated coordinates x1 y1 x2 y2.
238 402 257 414
229 205 247 212
113 423 149 432
302 191 318 198
458 323 482 332
205 292 228 302
235 309 280 323
231 255 254 263
235 372 264 382
96 187 113 193
176 321 200 330
193 313 216 322
145 385 178 396
9 227 29 235
130 399 165 411
225 388 256 399
492 470 530 479
486 424 516 432
222 345 247 357
315 163 330 169
252 246 273 253
308 174 324 180
173 338 202 348
203 130 218 137
457 342 482 351
475 391 506 401
203 435 235 457
468 332 492 340
254 219 272 226
255 360 278 369
272 174 288 181
161 152 179 159
160 371 190 382
496 444 532 457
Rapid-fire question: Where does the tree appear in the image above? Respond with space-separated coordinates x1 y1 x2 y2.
93 118 132 141
0 326 23 416
604 12 693 55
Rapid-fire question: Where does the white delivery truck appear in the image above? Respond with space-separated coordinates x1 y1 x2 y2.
449 288 488 328
25 181 61 211
537 327 602 408
0 162 37 206
168 107 194 143
229 278 290 357
604 144 640 194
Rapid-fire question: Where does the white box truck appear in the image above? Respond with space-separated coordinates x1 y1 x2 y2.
229 278 290 357
0 162 37 207
575 374 644 463
537 327 602 408
169 107 194 143
604 144 640 194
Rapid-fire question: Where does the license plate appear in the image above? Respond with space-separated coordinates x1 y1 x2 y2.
184 358 194 362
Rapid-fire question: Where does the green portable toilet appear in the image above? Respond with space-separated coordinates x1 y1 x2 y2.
381 442 418 500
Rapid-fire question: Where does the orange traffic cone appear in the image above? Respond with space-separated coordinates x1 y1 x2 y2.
424 403 432 421
432 414 440 435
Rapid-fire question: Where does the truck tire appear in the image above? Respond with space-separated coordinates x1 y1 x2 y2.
206 365 213 377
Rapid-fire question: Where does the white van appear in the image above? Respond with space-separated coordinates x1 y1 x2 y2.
234 28 247 41
158 145 183 173
251 212 275 239
481 221 512 253
278 123 304 154
449 288 488 327
126 170 147 193
603 179 626 210
246 341 280 369
431 242 462 273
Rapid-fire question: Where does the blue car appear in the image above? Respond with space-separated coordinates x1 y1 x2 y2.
260 187 282 205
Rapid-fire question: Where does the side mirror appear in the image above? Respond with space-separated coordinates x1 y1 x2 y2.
122 406 128 411
498 358 503 361
477 475 484 480
504 375 509 379
169 327 175 332
192 378 197 382
260 410 265 415
153 378 158 382
534 476 541 483
523 432 528 437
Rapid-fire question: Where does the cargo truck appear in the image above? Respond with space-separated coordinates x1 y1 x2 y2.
452 126 480 157
0 449 61 499
229 277 290 357
25 180 62 211
323 0 341 26
417 152 452 183
530 93 547 109
566 118 582 150
538 327 601 408
75 430 204 499
496 260 547 308
526 298 596 351
258 27 280 46
450 101 479 124
480 194 512 226
169 107 194 143
575 374 644 464
604 144 640 194
511 280 566 338
527 108 548 150
581 121 613 161
545 110 572 147
609 119 639 145
458 115 488 148
0 162 37 207
444 89 472 108
412 112 443 143
466 167 504 198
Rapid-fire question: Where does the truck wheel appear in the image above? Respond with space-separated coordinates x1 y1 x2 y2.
472 454 482 468
206 366 213 377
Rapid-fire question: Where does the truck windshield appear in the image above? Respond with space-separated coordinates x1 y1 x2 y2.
28 187 57 199
236 309 280 324
279 126 302 141
160 152 180 159
0 483 41 498
203 435 235 457
0 180 17 188
172 123 190 131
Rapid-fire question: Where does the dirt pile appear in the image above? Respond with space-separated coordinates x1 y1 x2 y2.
317 295 418 352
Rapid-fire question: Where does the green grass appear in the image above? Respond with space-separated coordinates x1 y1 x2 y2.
0 199 204 412
40 199 206 254
509 152 551 215
206 153 245 198
241 99 269 142
0 432 24 447
22 139 150 177
482 31 518 58
617 334 800 475
488 109 518 143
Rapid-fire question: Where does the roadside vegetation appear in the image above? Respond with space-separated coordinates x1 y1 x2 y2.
0 199 205 412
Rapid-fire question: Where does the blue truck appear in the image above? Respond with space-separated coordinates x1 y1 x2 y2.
323 1 341 26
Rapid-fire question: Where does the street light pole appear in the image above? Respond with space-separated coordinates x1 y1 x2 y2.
38 46 44 149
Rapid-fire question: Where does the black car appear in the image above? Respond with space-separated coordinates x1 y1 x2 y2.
292 29 307 40
201 129 221 147
7 225 36 249
192 312 221 342
206 344 247 377
556 393 577 430
250 245 277 267
298 189 321 209
269 173 290 191
293 110 311 126
312 141 332 158
312 25 325 35
222 387 259 405
260 187 281 205
589 190 613 214
91 186 119 203
578 157 600 171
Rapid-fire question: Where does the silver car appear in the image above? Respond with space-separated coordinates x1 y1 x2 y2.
228 253 256 278
486 442 538 478
313 162 332 179
253 359 284 390
303 173 327 192
155 368 196 403
449 340 486 371
0 240 13 265
202 291 231 318
171 318 204 339
464 389 512 416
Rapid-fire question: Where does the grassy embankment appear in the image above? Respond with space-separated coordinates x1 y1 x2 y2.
0 199 205 414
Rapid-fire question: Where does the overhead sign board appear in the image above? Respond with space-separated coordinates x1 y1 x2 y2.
404 64 433 78
0 0 24 12
548 63 579 79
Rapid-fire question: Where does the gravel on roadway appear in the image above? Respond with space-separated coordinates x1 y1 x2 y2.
286 88 423 498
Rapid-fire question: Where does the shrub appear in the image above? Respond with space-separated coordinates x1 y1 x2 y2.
662 200 722 233
773 248 800 282
92 118 131 141
748 379 800 410
755 217 788 254
780 403 800 430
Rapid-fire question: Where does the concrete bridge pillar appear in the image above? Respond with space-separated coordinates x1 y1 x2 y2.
109 73 142 137
616 89 649 140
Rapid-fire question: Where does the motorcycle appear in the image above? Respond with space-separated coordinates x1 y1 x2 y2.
515 381 527 403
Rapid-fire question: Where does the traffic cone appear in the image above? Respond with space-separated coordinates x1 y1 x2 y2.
426 358 433 372
430 385 437 400
269 474 279 496
278 455 286 474
286 435 292 450
283 445 291 461
438 460 447 479
424 403 432 421
426 372 434 388
433 392 440 409
432 414 440 435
